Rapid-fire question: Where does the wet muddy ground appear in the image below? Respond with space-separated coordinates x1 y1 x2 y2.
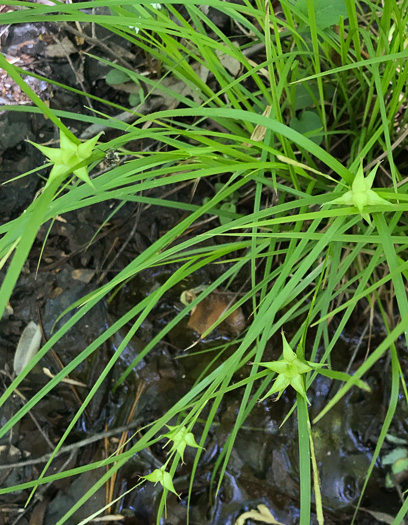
1 13 408 525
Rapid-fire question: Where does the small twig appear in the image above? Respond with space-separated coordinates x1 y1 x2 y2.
97 207 141 283
9 451 77 525
65 0 84 34
79 97 164 140
106 383 145 512
14 387 56 452
367 126 408 174
61 22 135 70
0 419 143 470
1 369 55 452
97 236 119 278
53 34 94 110
39 221 120 272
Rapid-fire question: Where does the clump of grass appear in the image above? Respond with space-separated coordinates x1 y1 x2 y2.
1 1 408 524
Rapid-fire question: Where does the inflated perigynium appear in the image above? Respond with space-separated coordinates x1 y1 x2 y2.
163 425 202 462
142 466 178 496
29 130 103 188
330 163 392 223
256 333 323 404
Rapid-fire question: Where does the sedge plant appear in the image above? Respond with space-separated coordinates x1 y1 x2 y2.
0 1 408 524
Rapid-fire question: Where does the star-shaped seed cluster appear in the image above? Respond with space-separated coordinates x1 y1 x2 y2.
256 333 323 404
163 425 202 462
142 466 179 496
29 130 103 188
330 164 392 223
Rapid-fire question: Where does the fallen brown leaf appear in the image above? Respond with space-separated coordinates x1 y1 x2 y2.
186 289 245 336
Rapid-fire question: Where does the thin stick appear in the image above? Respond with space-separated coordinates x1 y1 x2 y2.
0 419 143 470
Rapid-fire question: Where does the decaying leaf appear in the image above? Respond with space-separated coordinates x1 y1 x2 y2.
45 36 77 58
235 504 286 525
250 106 272 142
13 321 42 375
183 288 245 336
242 106 272 147
71 269 95 283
